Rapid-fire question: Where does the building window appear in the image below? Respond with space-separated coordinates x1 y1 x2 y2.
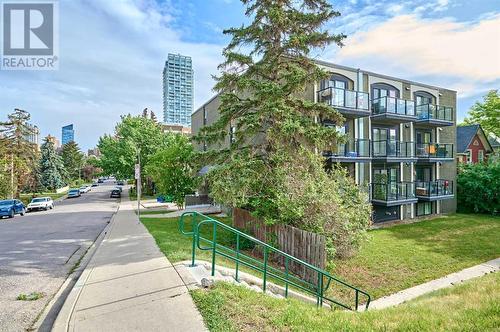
414 91 435 106
473 140 479 146
371 83 399 99
466 149 473 163
417 202 432 216
478 150 484 162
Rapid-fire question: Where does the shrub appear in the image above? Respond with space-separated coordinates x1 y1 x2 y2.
457 160 499 215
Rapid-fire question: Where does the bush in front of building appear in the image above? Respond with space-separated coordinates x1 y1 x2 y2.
457 159 499 215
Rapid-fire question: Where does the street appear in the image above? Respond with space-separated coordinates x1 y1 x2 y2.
0 181 119 332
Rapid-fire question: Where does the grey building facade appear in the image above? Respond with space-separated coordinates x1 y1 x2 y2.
162 53 194 127
192 61 457 223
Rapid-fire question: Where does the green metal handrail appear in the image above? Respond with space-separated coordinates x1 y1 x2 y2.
179 211 371 311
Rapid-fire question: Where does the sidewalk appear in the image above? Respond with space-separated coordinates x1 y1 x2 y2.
53 192 207 332
367 257 500 310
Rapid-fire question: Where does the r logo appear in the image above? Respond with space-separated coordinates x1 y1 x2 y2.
3 3 54 56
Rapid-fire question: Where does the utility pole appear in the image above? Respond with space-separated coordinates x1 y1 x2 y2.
10 154 14 199
135 148 141 221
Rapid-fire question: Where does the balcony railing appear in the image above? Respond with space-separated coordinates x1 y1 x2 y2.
371 182 416 202
372 140 415 158
372 96 415 116
416 104 453 121
415 143 453 159
327 138 370 158
317 87 369 110
415 180 454 197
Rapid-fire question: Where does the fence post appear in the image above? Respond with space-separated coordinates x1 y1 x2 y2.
191 214 196 267
235 234 240 282
285 257 289 298
263 247 268 293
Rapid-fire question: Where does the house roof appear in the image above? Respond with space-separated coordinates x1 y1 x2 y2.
456 124 494 153
489 136 500 148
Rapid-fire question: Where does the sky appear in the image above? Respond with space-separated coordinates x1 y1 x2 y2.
0 0 499 151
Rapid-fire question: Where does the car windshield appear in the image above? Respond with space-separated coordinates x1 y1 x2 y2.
69 190 79 193
0 200 14 205
32 198 46 203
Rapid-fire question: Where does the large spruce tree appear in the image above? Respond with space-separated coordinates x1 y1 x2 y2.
195 0 371 257
39 138 66 190
60 141 85 181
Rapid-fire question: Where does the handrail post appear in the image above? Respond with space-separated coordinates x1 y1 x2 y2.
263 247 268 293
211 221 217 276
355 290 359 311
191 214 196 267
235 234 240 282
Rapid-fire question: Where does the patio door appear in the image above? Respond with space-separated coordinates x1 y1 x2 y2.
373 127 397 156
331 80 346 106
373 167 399 200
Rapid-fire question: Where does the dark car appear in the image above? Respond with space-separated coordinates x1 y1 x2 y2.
110 189 121 198
97 178 104 183
116 180 125 186
0 199 26 218
91 182 99 187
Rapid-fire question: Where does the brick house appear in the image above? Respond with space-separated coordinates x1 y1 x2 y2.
456 124 493 164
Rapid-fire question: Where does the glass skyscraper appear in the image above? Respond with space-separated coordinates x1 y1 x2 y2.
162 53 193 126
62 124 74 145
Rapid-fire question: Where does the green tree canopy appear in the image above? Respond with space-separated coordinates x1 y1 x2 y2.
463 90 500 138
145 134 199 207
0 108 39 197
60 141 85 181
97 114 166 180
194 0 370 257
39 137 66 190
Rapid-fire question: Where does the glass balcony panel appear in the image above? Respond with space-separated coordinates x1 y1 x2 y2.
387 97 397 114
415 143 453 158
358 92 369 110
416 180 453 197
345 90 357 108
406 100 415 116
396 99 406 115
371 182 416 201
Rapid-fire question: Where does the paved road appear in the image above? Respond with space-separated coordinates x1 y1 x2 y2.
0 181 119 332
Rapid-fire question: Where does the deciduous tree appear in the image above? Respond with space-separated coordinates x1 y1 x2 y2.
463 90 500 138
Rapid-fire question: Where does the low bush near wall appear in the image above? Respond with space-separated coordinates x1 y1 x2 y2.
457 160 499 215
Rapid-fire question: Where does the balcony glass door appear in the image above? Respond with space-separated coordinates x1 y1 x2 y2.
373 127 397 156
373 167 399 200
331 80 346 107
416 130 431 157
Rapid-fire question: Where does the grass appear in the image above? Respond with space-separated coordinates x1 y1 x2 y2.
191 272 500 332
330 213 500 300
17 292 45 301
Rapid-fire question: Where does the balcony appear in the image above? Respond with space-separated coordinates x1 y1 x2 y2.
415 104 454 127
371 140 416 162
317 87 370 118
416 143 454 161
324 139 371 162
371 96 416 124
371 182 418 206
415 180 454 201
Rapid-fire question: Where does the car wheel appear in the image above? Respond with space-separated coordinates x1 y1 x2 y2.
9 210 14 218
44 206 48 211
20 208 25 216
50 205 54 209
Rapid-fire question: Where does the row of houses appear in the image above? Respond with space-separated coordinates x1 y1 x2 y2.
191 60 495 223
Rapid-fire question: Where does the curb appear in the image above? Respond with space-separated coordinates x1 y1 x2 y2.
35 205 120 332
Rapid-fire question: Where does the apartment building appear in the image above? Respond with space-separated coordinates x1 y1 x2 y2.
192 61 457 223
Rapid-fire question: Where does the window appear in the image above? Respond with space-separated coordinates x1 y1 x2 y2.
466 149 472 164
371 83 399 99
417 202 432 216
414 91 435 106
473 140 479 146
478 150 484 162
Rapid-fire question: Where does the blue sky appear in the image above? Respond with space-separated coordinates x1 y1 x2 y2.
0 0 499 150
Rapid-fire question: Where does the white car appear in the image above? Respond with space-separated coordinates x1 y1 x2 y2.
27 197 54 212
79 186 91 194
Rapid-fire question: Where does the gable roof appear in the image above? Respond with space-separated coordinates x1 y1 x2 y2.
489 136 500 148
457 124 494 153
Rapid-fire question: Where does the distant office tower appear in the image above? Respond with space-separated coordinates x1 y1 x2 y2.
162 53 194 126
62 124 74 145
25 123 40 147
46 134 61 149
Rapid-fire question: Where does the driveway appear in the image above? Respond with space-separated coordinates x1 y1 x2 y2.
0 181 119 332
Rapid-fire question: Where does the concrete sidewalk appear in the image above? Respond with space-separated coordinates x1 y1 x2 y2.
53 193 207 332
368 258 500 310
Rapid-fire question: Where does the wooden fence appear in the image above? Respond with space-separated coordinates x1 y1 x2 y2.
233 208 326 283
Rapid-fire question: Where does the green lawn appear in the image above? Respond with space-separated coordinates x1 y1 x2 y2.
331 214 500 300
191 272 500 332
142 213 500 303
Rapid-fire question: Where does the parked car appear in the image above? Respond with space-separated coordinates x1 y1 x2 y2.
116 180 125 186
79 186 91 194
0 199 26 218
110 189 121 198
114 186 123 192
27 197 54 212
91 182 99 187
67 189 81 198
97 178 104 183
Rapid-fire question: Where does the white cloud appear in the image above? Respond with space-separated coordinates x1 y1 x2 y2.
335 13 500 96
